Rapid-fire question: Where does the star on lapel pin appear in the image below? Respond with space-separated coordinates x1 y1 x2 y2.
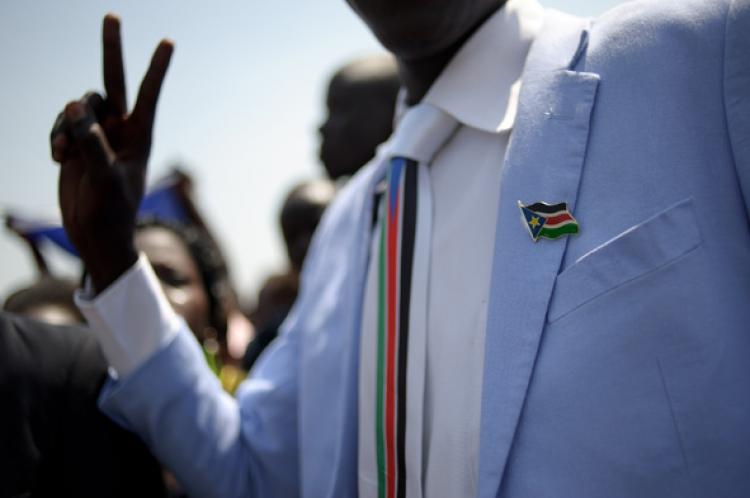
518 201 579 242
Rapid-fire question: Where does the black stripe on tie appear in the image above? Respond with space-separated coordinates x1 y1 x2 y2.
396 159 418 498
525 201 568 214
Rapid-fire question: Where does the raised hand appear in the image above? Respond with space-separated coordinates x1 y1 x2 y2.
51 14 173 293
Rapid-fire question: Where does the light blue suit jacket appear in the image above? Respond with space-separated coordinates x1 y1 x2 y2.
100 0 750 496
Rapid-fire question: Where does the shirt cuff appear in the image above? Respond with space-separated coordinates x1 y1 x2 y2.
75 253 183 378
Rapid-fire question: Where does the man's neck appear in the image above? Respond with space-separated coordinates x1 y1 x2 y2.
396 50 457 106
395 2 506 105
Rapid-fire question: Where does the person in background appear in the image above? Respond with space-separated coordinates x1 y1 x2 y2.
243 180 336 370
130 167 254 367
3 277 83 326
244 58 399 368
279 180 337 275
135 218 245 393
318 54 400 180
0 311 165 497
162 168 256 365
243 273 298 371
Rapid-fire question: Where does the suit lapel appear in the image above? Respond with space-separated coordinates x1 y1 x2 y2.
296 152 389 496
477 11 600 498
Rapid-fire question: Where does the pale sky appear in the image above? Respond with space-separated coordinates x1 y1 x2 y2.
0 0 625 304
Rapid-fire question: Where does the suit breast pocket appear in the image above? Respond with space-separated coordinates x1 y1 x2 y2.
547 198 703 323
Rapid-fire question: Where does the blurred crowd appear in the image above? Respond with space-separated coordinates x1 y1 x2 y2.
1 53 400 497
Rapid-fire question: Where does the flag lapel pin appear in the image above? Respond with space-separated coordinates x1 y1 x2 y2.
518 201 579 242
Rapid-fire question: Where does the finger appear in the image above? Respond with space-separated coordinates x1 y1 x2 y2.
50 110 70 159
81 91 108 122
51 93 106 163
102 13 127 116
65 101 116 178
51 110 81 163
51 92 103 140
58 158 86 233
51 134 70 163
51 110 67 139
131 39 174 136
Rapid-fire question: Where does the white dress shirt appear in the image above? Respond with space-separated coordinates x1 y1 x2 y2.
358 1 543 496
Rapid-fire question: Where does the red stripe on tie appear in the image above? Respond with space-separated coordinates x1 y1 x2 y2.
385 181 400 498
545 213 573 225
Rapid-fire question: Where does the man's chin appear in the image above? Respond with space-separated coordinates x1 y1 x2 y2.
377 27 463 62
321 156 345 180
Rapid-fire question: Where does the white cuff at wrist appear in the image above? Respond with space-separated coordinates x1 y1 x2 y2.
76 253 182 378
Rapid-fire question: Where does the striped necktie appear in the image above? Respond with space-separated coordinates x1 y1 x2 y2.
361 103 458 498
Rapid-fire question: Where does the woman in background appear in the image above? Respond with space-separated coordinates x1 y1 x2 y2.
135 218 245 394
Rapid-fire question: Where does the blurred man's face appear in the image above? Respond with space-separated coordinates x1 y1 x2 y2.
280 181 336 273
345 0 503 60
319 78 395 179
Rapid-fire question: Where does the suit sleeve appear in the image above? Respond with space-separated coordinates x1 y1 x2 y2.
724 0 750 219
93 265 301 498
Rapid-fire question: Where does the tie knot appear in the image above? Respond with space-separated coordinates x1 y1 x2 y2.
388 103 459 164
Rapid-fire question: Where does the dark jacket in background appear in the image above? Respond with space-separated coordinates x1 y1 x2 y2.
0 312 165 497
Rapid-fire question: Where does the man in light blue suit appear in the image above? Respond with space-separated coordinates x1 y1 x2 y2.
51 0 750 496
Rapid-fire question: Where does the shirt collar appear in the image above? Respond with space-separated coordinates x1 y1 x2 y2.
421 0 545 133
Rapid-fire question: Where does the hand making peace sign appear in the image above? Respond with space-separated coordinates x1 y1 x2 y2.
50 14 173 293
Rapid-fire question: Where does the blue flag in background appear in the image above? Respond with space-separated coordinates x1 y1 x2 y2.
6 174 189 258
8 219 79 256
138 174 188 223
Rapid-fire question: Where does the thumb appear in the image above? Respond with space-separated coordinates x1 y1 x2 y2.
65 101 116 177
